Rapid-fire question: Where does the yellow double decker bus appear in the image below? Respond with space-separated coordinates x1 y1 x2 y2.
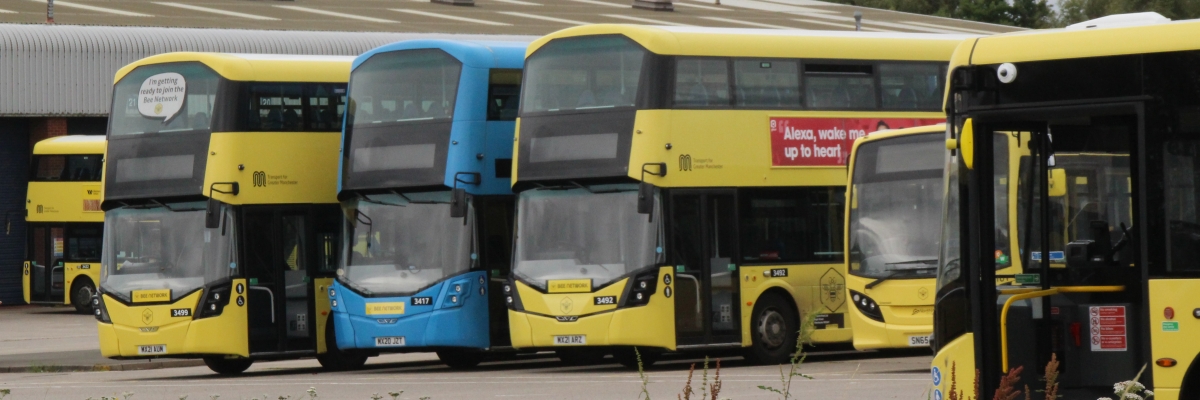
506 25 960 367
844 124 947 350
21 135 106 313
94 53 357 374
931 15 1200 400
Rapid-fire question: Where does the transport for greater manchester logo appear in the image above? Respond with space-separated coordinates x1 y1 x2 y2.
252 171 266 187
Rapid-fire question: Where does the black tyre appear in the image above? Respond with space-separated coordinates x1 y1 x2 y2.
203 357 253 375
613 347 659 370
743 294 798 365
556 348 608 366
437 350 484 369
317 319 368 371
71 279 95 314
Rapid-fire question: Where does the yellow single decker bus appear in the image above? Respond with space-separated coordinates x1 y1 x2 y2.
506 25 961 367
95 52 356 374
22 135 106 313
930 14 1200 400
845 124 947 350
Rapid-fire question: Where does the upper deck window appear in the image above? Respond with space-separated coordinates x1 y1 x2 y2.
241 83 346 132
348 49 461 127
674 58 730 107
30 154 103 182
734 60 801 108
109 62 220 136
804 64 876 110
522 35 647 114
488 69 522 121
879 63 945 110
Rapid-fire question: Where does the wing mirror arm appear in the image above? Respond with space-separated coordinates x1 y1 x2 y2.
451 172 481 220
639 163 667 220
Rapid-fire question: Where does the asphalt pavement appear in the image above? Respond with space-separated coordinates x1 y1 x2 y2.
0 305 935 399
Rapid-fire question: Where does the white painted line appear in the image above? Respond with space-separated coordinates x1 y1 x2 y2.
391 9 511 26
673 1 728 10
153 2 278 20
0 8 15 14
901 20 999 34
491 0 543 5
796 12 965 33
699 16 795 29
274 5 397 23
790 18 888 31
32 0 152 17
567 0 627 8
497 11 588 25
603 14 695 26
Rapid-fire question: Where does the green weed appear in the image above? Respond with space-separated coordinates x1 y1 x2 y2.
756 312 818 399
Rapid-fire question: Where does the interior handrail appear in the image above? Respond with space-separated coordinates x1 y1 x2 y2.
1000 285 1125 372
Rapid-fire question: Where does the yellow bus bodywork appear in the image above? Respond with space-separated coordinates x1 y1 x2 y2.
844 125 943 350
23 135 105 306
100 52 349 360
511 25 965 351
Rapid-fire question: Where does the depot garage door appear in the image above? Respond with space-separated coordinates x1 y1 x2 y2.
0 119 30 304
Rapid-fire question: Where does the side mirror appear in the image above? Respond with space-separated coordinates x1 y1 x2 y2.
637 182 655 215
205 198 221 229
1048 168 1067 197
450 188 468 218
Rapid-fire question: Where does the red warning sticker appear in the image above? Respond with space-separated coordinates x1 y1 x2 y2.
1089 306 1127 352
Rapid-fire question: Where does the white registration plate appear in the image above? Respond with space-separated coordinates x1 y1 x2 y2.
137 345 167 355
908 335 932 347
553 335 586 345
375 336 406 347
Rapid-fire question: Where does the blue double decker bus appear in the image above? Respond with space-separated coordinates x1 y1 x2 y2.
325 40 528 369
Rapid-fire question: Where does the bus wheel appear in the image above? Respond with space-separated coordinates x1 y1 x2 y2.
744 294 798 365
437 350 483 369
203 357 253 375
556 348 607 366
613 347 659 370
71 279 95 314
317 321 368 371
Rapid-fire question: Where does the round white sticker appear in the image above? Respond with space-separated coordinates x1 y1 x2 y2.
138 72 187 122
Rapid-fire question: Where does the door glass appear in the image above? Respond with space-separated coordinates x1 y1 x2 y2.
281 215 310 340
31 227 47 296
709 195 738 337
243 212 278 349
671 195 705 339
50 227 65 295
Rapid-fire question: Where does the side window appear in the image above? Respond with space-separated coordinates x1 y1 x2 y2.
739 188 845 263
248 84 305 132
32 155 66 181
674 58 730 108
804 64 875 110
306 84 347 132
1164 140 1200 273
66 225 102 261
488 69 522 121
733 59 800 108
879 63 945 111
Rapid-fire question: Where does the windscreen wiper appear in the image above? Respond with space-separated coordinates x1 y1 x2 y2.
390 191 446 205
865 259 938 290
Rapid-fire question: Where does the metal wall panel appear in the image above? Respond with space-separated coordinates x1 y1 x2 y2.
0 24 533 116
0 118 30 304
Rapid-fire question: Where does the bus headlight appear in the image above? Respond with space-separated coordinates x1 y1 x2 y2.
505 280 525 311
94 293 111 323
620 270 659 308
196 285 232 319
849 290 884 322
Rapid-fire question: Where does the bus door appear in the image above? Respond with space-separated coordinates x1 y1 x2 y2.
26 225 65 302
671 191 741 346
243 208 315 354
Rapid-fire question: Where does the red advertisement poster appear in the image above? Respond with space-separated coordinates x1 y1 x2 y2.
769 117 945 167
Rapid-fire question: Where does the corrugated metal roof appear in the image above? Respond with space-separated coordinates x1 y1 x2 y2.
0 24 535 116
